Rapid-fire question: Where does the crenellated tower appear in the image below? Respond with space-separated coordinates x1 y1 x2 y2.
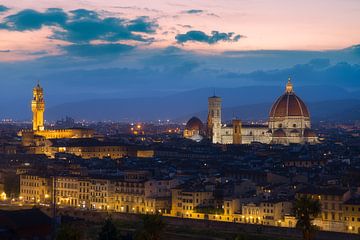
31 82 45 131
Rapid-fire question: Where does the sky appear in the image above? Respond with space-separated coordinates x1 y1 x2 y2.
0 0 359 119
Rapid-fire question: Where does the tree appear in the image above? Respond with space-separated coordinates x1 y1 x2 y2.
293 195 321 240
56 223 82 240
98 218 120 240
135 213 165 240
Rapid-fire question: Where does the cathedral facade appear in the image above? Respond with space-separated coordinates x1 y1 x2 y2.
184 79 318 145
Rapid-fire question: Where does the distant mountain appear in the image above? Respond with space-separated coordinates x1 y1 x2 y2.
45 85 360 122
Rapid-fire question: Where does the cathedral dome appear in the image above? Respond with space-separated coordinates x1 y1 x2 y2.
185 117 204 131
269 79 310 119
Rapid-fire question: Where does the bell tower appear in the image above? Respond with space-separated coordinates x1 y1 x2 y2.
31 82 45 131
207 95 222 144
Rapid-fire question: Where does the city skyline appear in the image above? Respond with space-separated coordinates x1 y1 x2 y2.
0 1 359 121
0 2 360 239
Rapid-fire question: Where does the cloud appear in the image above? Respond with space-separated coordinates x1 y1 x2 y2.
0 5 9 12
0 8 157 42
176 30 244 44
127 16 158 33
0 8 67 31
28 50 48 55
62 43 134 57
218 59 360 88
183 9 203 14
0 8 158 58
308 58 330 69
177 24 192 29
52 10 157 44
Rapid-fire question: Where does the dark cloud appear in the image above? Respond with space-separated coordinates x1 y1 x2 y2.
347 44 360 56
0 8 158 58
0 8 157 42
127 16 157 33
183 9 203 14
176 30 244 44
308 58 331 69
177 24 192 29
28 50 48 55
141 46 199 75
218 59 360 88
52 10 157 43
0 5 9 12
0 8 67 31
62 43 134 57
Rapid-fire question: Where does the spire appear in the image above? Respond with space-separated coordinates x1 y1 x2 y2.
285 77 293 93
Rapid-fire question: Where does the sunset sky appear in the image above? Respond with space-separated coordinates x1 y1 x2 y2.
0 0 359 119
0 0 359 61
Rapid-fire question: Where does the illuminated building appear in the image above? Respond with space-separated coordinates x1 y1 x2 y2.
343 197 360 234
19 171 177 214
20 83 94 147
187 78 319 145
31 138 154 159
89 177 113 210
297 187 351 232
55 176 80 207
19 174 52 204
112 171 178 214
170 185 215 218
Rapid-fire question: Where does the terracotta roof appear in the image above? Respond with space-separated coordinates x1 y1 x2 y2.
185 117 204 131
269 92 310 118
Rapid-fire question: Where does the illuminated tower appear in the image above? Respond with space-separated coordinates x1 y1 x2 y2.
232 119 242 144
31 82 45 131
207 95 222 144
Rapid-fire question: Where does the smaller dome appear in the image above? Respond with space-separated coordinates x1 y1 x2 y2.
185 117 204 131
304 128 316 138
273 128 286 138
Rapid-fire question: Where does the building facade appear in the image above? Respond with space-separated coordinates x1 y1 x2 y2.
185 79 318 145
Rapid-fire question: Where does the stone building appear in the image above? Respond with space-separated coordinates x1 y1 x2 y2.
185 79 318 145
20 83 94 147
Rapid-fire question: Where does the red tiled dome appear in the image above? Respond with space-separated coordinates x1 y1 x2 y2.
185 117 204 131
269 80 309 118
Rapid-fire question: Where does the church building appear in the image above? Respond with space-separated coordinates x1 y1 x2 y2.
184 79 318 145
